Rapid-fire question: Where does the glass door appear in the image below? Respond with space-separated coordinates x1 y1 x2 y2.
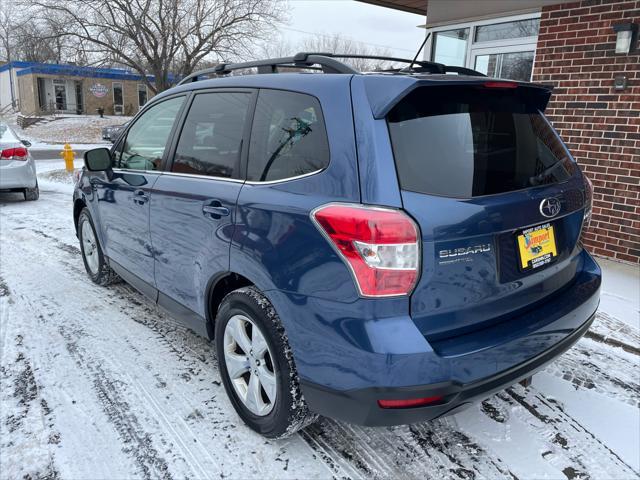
113 82 124 115
137 84 148 111
53 80 67 110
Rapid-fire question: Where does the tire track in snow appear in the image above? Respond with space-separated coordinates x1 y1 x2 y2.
300 416 519 480
585 311 640 356
545 334 639 408
409 420 518 480
19 280 265 480
495 386 639 479
0 329 61 479
1 214 341 479
57 322 174 480
15 289 176 480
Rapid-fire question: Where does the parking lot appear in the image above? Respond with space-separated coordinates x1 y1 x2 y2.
1 164 639 479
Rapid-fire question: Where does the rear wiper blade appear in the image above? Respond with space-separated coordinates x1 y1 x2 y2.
529 157 567 186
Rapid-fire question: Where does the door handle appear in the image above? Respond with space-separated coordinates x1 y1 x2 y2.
89 177 106 189
132 189 149 205
203 200 230 219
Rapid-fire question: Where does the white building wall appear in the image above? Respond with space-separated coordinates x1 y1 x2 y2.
0 67 23 111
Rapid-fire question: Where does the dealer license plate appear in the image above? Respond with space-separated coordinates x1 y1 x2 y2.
517 223 558 271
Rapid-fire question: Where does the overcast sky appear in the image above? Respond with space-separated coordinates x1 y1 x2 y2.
277 0 426 58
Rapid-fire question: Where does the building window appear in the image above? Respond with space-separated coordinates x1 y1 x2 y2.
474 18 540 43
428 14 540 82
113 82 123 115
432 28 469 67
137 84 148 109
474 50 535 82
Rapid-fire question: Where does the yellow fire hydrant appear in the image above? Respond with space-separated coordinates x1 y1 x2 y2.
61 143 75 172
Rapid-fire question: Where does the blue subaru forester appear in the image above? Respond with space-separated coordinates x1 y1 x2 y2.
73 53 601 438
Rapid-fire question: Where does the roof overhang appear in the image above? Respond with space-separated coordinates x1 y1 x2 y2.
356 0 427 15
357 0 565 26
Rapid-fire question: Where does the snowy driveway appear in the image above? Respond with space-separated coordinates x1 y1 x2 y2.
1 173 639 479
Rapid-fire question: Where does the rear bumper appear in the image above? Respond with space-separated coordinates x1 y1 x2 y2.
0 160 37 190
266 249 601 427
301 310 595 426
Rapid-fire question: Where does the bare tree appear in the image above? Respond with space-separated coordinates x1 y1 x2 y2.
26 0 285 93
1 2 87 64
0 0 18 61
300 33 398 72
255 33 400 73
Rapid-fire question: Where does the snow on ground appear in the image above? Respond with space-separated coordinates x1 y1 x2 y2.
2 113 132 145
0 165 639 479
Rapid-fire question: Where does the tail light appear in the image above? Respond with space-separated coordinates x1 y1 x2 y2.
311 203 420 297
0 147 28 161
583 174 593 228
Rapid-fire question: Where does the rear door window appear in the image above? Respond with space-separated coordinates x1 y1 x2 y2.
172 92 251 179
247 89 329 182
387 86 574 198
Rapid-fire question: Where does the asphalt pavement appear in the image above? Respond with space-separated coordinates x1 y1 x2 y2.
31 147 95 161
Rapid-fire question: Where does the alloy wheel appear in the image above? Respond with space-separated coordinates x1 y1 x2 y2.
81 220 99 275
223 314 277 416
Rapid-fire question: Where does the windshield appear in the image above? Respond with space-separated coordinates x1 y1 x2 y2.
387 86 575 198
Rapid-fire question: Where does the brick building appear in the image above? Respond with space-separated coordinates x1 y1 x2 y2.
361 0 639 264
0 62 155 117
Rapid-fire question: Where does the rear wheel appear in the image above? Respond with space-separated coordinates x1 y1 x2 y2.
23 181 39 201
78 208 120 286
215 286 317 438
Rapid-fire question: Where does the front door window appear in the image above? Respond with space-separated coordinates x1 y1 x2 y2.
115 96 185 171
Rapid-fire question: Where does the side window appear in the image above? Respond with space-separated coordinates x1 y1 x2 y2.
115 96 184 171
247 90 329 182
172 92 251 178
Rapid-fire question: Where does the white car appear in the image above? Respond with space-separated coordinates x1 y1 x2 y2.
0 122 38 201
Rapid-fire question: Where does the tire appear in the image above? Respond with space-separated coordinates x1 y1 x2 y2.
78 208 120 286
23 181 39 201
215 286 317 438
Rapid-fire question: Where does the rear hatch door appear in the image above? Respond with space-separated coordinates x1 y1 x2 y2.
385 82 587 343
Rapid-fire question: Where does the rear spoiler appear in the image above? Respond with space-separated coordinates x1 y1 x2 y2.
361 76 554 119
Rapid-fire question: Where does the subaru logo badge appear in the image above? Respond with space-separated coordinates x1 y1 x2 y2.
539 197 561 218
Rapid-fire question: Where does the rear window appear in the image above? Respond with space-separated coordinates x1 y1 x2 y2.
387 86 575 198
247 90 329 182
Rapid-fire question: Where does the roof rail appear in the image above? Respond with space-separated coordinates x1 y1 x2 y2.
177 53 357 85
177 52 485 85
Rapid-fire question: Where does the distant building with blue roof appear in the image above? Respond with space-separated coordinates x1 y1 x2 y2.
0 61 157 116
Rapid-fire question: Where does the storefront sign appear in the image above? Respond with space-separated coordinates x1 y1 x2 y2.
89 83 108 98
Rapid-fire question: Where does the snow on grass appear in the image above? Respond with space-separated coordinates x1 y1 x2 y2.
35 162 76 195
2 113 132 145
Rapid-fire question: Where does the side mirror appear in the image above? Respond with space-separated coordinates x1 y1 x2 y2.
84 148 112 172
21 139 31 147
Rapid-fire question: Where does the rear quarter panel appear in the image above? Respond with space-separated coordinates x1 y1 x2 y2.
230 76 361 301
